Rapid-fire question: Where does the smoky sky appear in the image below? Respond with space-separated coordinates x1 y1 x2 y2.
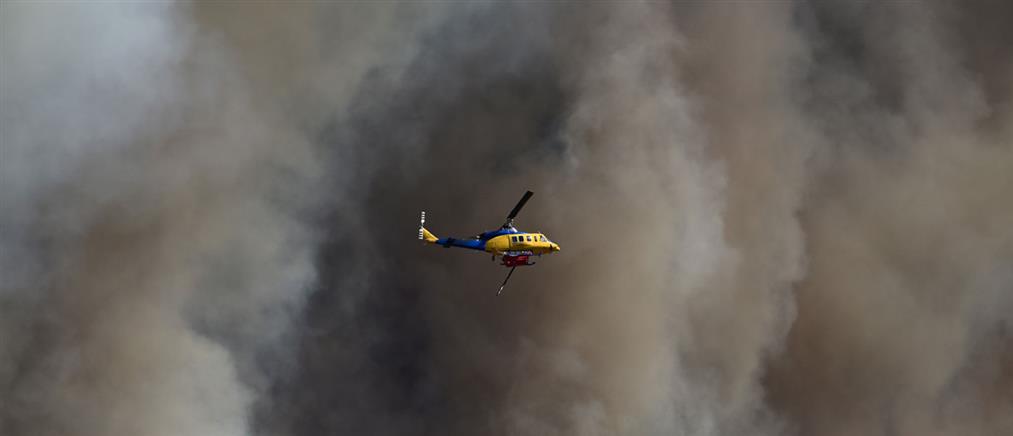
2 2 1012 436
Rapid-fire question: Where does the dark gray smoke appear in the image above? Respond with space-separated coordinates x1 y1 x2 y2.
2 2 1011 436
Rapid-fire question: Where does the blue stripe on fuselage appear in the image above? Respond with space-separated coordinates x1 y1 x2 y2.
437 237 486 251
478 227 523 241
437 227 527 250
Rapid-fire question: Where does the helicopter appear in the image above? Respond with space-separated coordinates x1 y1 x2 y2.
419 191 560 295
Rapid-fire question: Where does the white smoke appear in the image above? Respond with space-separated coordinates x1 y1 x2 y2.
1 2 442 435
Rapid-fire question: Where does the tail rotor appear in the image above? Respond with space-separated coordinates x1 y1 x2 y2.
418 211 438 243
418 211 426 240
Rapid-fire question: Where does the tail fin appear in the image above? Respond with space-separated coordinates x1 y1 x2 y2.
419 211 438 243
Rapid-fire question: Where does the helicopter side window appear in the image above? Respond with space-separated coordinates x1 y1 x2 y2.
526 236 532 242
540 235 546 242
511 236 518 242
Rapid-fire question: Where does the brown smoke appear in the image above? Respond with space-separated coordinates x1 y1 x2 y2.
764 2 1013 435
2 2 1010 436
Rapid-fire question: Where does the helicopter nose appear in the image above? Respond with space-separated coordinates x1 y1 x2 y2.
552 243 560 252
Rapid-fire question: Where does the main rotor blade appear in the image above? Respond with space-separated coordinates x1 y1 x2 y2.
505 191 534 222
497 266 517 296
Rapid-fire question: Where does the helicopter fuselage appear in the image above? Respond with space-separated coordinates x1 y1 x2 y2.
433 227 559 257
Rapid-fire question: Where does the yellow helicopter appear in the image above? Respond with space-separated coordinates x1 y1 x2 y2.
419 191 560 294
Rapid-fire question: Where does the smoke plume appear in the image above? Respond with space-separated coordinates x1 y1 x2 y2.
1 1 1010 436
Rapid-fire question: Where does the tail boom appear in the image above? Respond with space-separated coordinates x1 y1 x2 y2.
417 211 485 250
